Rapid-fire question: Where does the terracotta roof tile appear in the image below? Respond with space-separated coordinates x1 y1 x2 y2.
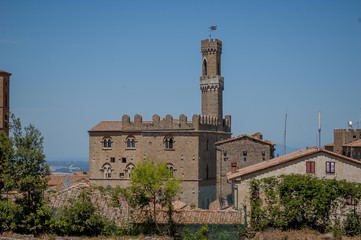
343 139 361 147
131 209 242 225
90 121 123 131
215 133 274 146
0 70 11 76
227 147 361 180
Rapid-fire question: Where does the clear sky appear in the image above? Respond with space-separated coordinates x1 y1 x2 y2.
1 0 360 161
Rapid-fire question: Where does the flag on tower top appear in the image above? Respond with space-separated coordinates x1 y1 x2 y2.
209 26 217 31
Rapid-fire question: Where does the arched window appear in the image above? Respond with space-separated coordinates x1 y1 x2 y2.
164 137 174 149
101 163 112 179
167 163 176 178
125 163 135 179
126 136 136 148
203 59 207 76
103 138 112 148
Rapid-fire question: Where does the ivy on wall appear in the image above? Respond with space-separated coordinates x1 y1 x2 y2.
249 174 361 236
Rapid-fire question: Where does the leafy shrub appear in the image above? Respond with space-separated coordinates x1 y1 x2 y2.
343 212 361 236
250 174 361 235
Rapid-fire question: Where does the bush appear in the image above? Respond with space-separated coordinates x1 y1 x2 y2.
343 212 361 236
250 175 361 235
51 189 117 237
0 200 19 232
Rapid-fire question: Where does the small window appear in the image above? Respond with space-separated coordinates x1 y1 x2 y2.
103 138 112 148
119 172 125 178
164 137 174 149
122 157 127 163
110 157 115 163
306 161 315 173
206 139 209 151
326 162 335 174
126 136 136 148
243 151 247 161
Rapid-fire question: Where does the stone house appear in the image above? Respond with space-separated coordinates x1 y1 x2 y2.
214 132 274 208
342 139 361 160
89 38 232 209
227 147 361 217
325 128 361 158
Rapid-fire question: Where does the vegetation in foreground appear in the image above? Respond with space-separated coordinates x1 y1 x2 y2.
1 115 361 239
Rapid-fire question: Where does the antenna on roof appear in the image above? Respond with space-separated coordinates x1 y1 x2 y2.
318 112 321 148
283 112 287 155
348 120 353 129
208 26 217 39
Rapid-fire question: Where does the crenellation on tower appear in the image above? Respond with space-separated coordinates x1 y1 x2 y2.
92 113 231 133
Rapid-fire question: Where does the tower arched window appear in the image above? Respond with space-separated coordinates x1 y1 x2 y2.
101 163 112 179
126 136 136 148
203 59 207 76
164 137 174 150
102 138 112 149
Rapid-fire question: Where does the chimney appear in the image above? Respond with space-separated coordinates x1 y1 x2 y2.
231 161 237 173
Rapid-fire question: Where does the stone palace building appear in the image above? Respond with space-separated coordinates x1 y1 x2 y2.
89 38 232 208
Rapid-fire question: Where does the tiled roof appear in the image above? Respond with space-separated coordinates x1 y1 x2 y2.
48 174 89 189
0 70 11 76
215 133 273 146
324 143 334 147
343 139 361 147
227 147 361 180
89 121 123 131
131 209 242 225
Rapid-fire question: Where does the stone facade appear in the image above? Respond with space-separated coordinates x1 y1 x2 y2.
214 132 274 208
324 128 361 160
0 70 11 135
227 147 361 220
89 39 232 209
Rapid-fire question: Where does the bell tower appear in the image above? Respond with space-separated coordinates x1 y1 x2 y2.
0 70 11 135
200 39 224 123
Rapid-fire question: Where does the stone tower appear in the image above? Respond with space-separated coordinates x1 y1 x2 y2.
200 39 223 123
0 70 11 135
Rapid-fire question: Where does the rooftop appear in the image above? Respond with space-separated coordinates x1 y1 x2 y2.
227 147 361 180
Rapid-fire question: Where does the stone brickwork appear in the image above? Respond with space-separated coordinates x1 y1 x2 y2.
0 70 11 135
200 39 223 122
89 38 232 209
333 128 361 154
215 133 275 207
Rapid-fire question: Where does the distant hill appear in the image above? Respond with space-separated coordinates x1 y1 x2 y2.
47 157 89 174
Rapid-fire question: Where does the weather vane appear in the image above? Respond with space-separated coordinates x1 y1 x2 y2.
208 26 217 39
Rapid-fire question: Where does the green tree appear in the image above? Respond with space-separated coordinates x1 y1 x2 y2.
0 114 51 235
0 130 15 196
126 161 181 234
11 114 50 204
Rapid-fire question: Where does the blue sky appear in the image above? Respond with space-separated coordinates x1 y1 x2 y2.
1 0 360 161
